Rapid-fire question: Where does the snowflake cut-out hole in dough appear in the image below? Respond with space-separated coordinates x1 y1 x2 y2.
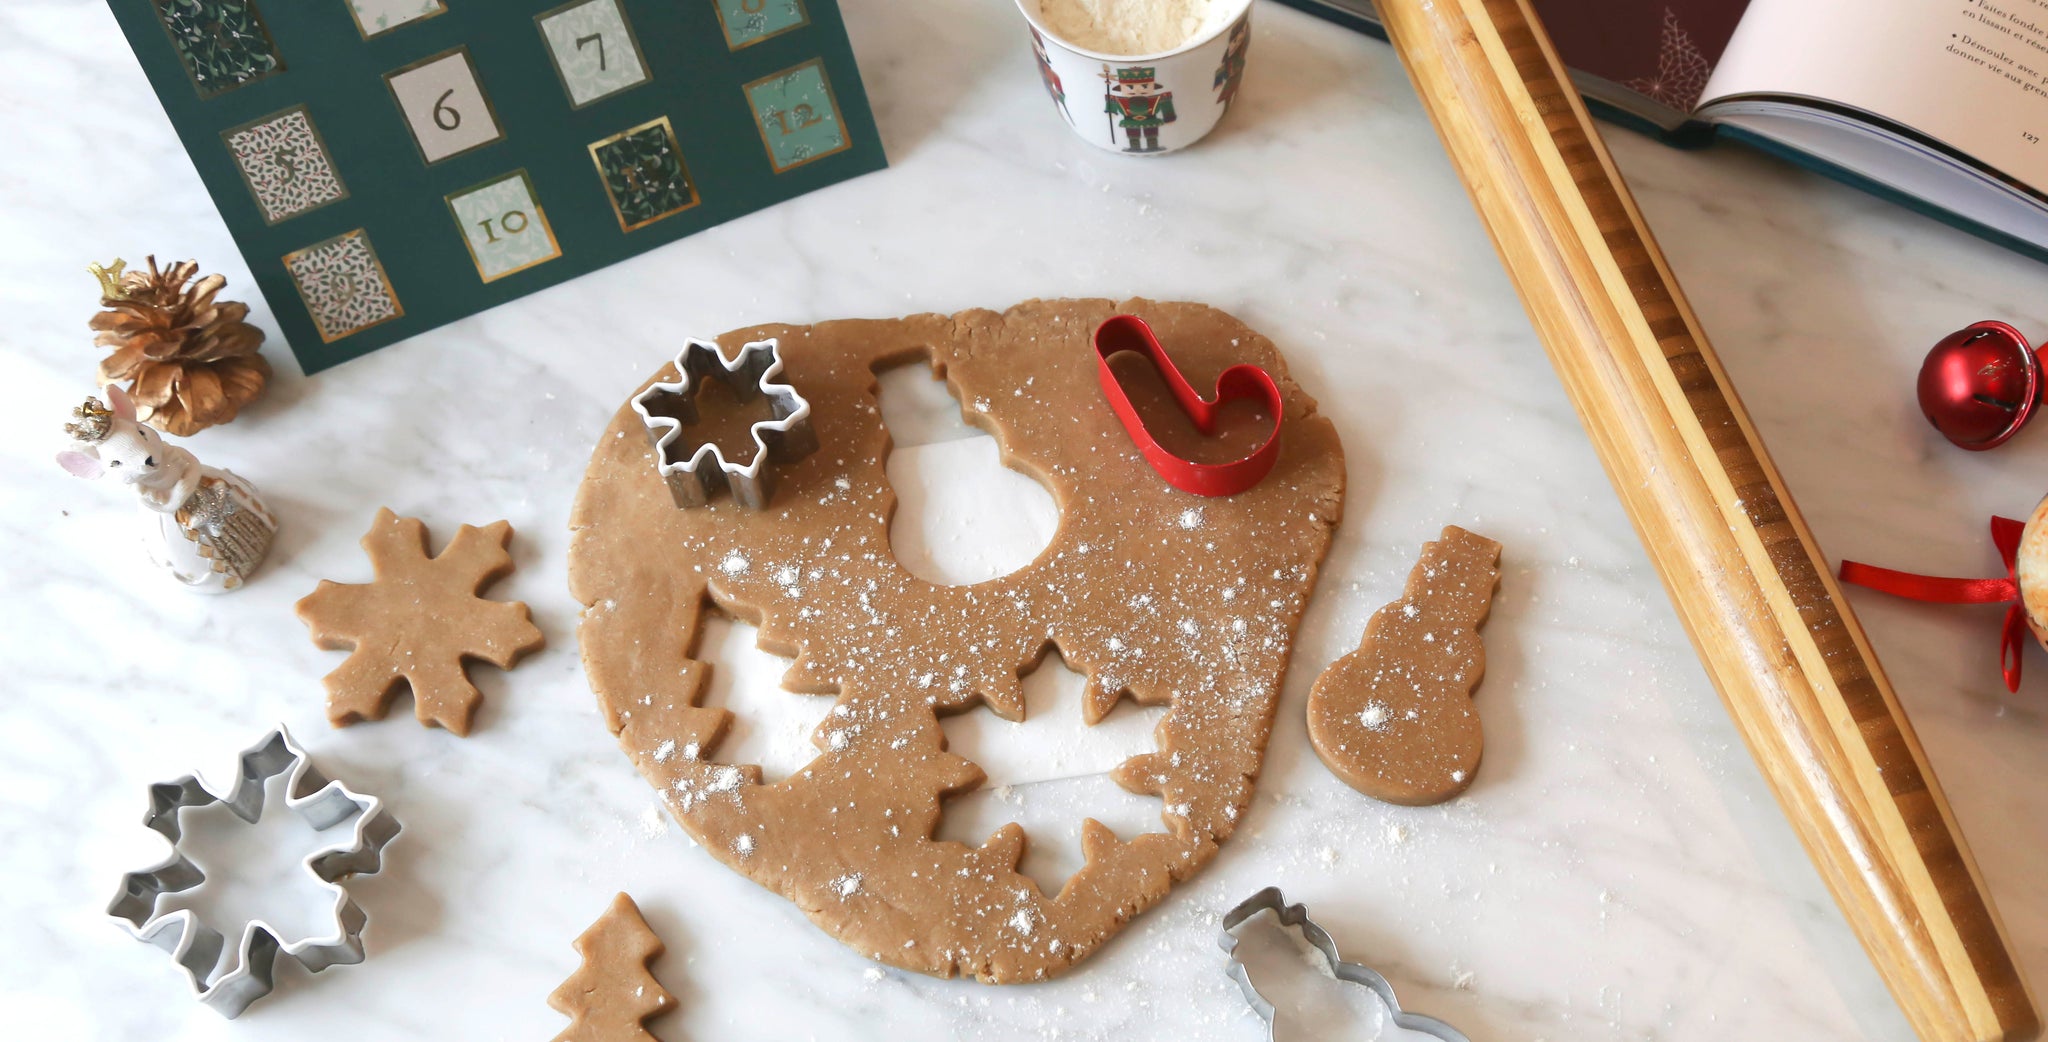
936 647 1169 894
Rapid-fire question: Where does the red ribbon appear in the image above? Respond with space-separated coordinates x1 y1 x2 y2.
1838 517 2028 691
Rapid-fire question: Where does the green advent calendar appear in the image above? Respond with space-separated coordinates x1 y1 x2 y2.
107 0 887 372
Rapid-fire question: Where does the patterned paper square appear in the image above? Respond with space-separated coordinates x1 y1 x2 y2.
385 48 503 165
713 0 808 50
345 0 444 37
223 106 347 224
283 230 403 343
152 0 284 98
537 0 650 109
447 171 562 282
588 117 699 231
743 59 849 173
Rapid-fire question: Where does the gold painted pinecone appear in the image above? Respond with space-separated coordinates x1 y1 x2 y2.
89 256 270 437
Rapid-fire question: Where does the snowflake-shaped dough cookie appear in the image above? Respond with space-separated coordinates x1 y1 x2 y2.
297 508 544 736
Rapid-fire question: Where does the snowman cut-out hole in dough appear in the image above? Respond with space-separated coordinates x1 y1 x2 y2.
875 359 1060 587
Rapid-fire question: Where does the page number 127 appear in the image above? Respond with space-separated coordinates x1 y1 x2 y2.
2026 131 2041 144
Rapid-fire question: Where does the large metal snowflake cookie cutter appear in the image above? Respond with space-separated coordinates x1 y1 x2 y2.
1219 886 1469 1042
630 337 818 509
106 725 401 1018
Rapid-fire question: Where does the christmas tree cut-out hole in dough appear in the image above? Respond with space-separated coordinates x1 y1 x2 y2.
874 359 1058 587
935 648 1168 894
690 607 832 783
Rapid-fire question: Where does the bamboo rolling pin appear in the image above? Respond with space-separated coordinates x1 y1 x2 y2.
1369 0 2040 1038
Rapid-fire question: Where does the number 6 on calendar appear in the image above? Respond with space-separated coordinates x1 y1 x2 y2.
385 47 504 165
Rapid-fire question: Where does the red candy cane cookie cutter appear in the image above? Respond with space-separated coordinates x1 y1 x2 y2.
1093 314 1283 497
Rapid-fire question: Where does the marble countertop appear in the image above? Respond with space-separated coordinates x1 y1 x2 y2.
6 0 2047 1038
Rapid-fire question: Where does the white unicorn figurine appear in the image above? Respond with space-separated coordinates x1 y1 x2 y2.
56 385 276 592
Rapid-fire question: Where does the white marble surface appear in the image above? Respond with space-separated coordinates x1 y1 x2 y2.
4 0 2046 1038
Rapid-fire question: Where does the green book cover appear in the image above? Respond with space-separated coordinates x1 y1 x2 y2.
106 0 887 372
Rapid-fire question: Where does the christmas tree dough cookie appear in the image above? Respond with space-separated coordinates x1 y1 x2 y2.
297 509 543 736
569 299 1345 983
548 893 675 1042
1307 526 1500 806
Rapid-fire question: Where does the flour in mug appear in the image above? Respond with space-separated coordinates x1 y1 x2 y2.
1039 0 1211 55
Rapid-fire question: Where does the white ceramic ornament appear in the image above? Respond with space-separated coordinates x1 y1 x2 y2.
2017 494 2048 650
56 385 277 593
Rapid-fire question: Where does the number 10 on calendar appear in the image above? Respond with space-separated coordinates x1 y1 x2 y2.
446 170 563 282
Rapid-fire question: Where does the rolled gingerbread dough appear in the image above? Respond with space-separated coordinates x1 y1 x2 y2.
568 299 1344 982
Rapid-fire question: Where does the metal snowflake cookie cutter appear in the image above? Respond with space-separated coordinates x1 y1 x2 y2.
1219 886 1469 1042
106 725 401 1018
630 337 819 510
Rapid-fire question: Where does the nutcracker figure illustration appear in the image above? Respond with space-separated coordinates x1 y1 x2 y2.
1031 27 1072 124
1214 14 1250 108
1103 65 1176 154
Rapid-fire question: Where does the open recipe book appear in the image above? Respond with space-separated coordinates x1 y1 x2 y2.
1280 0 2048 263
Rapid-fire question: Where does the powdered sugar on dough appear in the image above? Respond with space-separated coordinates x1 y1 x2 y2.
1359 701 1390 730
569 299 1344 983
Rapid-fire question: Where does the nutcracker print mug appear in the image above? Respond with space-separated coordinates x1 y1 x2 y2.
1013 0 1254 156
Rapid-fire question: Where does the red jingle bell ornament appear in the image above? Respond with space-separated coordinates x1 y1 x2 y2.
1917 320 2041 450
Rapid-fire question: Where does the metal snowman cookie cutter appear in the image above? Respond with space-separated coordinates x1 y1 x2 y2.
631 337 819 510
106 725 401 1018
1219 886 1469 1042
